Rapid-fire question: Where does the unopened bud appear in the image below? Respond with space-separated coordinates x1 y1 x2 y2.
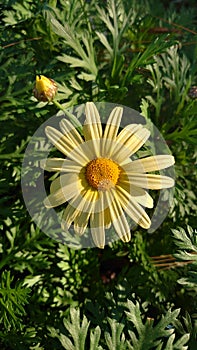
33 75 58 102
188 86 197 99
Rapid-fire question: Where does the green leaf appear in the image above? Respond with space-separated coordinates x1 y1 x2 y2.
49 16 97 80
172 226 197 263
63 308 90 350
90 326 102 350
125 300 181 350
165 333 190 350
104 318 125 350
0 271 30 330
178 272 197 289
123 35 176 86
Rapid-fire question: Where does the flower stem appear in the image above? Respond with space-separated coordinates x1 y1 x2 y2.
0 153 23 160
52 100 83 134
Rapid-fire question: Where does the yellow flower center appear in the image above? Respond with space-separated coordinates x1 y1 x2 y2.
86 158 120 191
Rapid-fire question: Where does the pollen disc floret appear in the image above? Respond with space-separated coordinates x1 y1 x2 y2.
86 158 120 191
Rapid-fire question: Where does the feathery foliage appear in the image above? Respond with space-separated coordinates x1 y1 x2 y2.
0 0 196 348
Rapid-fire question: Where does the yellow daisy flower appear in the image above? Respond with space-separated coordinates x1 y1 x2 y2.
41 102 174 248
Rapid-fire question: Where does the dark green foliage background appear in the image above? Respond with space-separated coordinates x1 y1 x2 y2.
0 0 196 349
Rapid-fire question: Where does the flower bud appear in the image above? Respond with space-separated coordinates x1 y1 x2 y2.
188 86 197 99
33 75 58 102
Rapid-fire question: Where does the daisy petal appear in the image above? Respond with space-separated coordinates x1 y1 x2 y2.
46 126 76 154
90 192 105 248
62 203 79 230
118 173 154 208
91 216 105 249
44 173 80 208
74 190 98 235
116 185 151 229
128 173 175 189
84 102 102 140
130 186 154 208
103 106 123 139
60 118 84 146
40 158 81 173
71 139 99 161
74 211 90 236
94 191 111 228
70 188 98 212
106 190 131 242
45 126 88 165
83 102 102 157
112 125 150 164
62 187 98 233
61 187 96 231
124 155 175 173
102 107 123 156
112 124 142 155
104 207 111 229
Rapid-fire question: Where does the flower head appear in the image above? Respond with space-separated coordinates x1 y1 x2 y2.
41 102 175 248
33 75 58 102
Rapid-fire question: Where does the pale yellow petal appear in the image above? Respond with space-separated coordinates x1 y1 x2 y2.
45 126 89 165
65 143 90 166
74 211 90 236
108 124 141 158
106 190 131 242
50 175 63 194
115 185 151 229
124 155 175 173
74 190 98 235
128 173 175 189
62 203 79 230
60 118 84 145
101 107 123 157
91 223 105 249
83 102 102 140
90 191 105 222
87 138 101 158
90 192 105 248
93 191 111 228
70 187 98 213
129 185 154 208
45 126 75 153
67 140 95 161
40 158 81 173
44 173 80 208
62 186 98 233
112 125 150 164
118 174 153 208
104 207 111 229
61 187 96 231
103 106 123 139
83 103 102 158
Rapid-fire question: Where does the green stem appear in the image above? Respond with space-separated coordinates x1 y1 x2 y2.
52 100 83 134
0 153 23 160
79 0 92 34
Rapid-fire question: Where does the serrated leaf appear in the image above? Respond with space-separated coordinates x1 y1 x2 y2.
104 318 125 350
172 226 197 263
90 326 102 350
178 271 197 288
63 308 90 350
125 300 181 350
96 31 113 56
